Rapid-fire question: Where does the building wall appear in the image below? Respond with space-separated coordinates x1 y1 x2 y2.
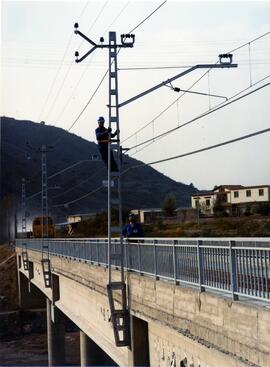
67 215 82 224
131 209 163 224
231 187 270 204
192 186 270 216
191 195 215 214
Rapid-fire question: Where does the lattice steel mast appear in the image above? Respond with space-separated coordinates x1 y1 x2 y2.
21 178 29 271
41 144 52 288
74 25 134 347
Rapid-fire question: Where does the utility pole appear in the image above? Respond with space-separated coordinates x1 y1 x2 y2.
41 144 52 288
74 25 134 347
25 142 53 288
74 25 237 348
21 178 29 270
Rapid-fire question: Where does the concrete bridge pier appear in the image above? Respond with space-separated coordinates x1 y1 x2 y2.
80 331 91 367
18 271 46 309
46 299 65 366
79 330 117 366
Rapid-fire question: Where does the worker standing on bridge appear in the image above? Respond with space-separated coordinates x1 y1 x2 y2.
123 213 144 238
95 116 118 172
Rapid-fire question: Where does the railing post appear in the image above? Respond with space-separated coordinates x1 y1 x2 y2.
83 240 86 263
197 240 205 292
124 238 128 270
229 240 239 301
97 239 100 265
153 240 159 280
90 240 93 264
138 241 142 275
173 240 178 285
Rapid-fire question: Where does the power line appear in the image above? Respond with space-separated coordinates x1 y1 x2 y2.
55 70 108 141
78 1 109 51
44 31 270 207
51 167 105 200
52 186 103 208
122 31 270 145
77 1 90 20
38 2 90 121
230 31 270 53
44 62 74 122
118 59 270 71
54 0 168 139
53 1 130 127
38 36 73 122
103 1 130 34
24 2 136 193
44 1 110 123
50 125 270 208
129 0 167 33
127 80 270 152
123 127 270 171
119 65 193 70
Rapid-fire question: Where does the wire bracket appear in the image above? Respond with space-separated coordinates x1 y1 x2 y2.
74 23 135 63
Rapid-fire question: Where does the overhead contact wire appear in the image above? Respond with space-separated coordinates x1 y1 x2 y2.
123 128 270 171
122 31 270 145
127 80 270 152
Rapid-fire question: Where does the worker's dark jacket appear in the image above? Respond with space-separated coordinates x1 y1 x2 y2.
95 126 118 171
122 223 144 238
95 126 117 144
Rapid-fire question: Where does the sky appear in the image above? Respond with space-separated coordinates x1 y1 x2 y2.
1 0 270 190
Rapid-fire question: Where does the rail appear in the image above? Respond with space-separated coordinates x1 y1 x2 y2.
16 237 270 302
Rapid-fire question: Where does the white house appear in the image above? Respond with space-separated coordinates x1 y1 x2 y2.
191 185 270 216
230 186 269 204
67 213 96 224
191 192 216 215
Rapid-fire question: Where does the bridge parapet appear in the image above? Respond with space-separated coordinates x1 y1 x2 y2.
16 237 270 303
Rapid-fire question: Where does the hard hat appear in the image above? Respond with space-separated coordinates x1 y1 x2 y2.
97 116 105 123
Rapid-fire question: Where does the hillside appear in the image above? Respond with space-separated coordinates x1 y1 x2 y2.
1 116 195 222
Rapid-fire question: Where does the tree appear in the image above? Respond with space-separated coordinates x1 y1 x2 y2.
213 196 227 217
254 203 270 216
161 193 177 216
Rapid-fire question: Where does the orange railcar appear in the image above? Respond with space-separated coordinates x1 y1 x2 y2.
32 216 55 238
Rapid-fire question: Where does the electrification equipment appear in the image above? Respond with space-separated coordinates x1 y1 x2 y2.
74 23 237 348
40 144 52 288
74 25 134 347
21 178 29 271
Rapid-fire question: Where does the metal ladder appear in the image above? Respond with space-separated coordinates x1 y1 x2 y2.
41 145 52 288
107 31 130 347
21 178 29 271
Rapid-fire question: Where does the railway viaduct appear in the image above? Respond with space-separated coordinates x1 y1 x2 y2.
16 240 270 367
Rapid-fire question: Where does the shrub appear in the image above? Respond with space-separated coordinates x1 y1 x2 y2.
161 193 177 216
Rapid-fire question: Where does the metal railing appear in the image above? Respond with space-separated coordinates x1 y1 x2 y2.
16 237 270 302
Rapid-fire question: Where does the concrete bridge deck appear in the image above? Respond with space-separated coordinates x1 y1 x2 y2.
16 238 270 367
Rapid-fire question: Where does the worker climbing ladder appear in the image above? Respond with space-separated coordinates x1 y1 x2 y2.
74 27 135 346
